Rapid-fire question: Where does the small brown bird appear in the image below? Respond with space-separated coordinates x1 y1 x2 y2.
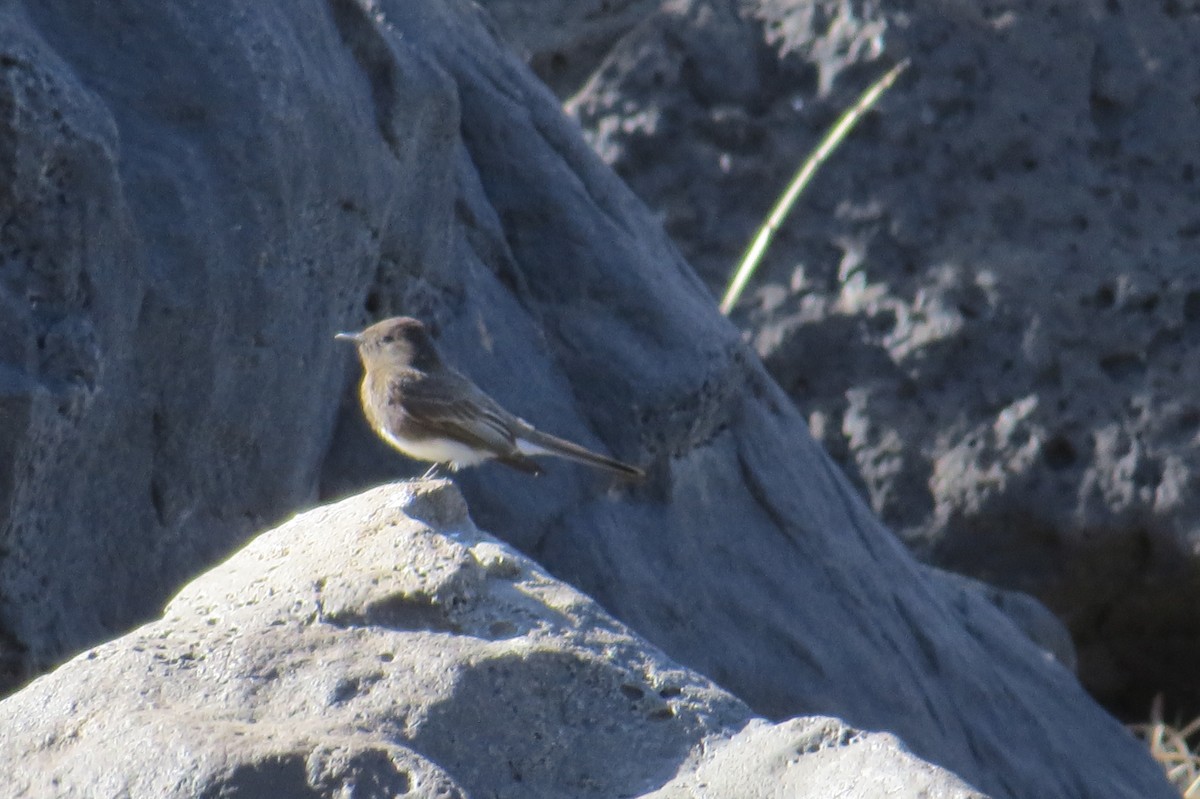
336 317 643 478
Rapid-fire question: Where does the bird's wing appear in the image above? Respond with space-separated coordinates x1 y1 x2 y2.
390 370 519 456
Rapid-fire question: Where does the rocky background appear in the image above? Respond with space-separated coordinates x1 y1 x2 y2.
0 0 1186 797
481 0 1200 721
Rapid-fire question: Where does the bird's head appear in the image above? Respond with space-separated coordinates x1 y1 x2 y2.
335 316 441 371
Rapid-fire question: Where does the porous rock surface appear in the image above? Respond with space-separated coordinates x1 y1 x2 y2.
0 1 1175 798
473 0 659 97
0 0 428 683
0 481 985 799
565 0 1200 716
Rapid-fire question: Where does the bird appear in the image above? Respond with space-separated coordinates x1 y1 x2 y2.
336 316 644 479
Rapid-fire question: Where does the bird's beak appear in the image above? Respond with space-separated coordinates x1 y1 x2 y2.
334 331 361 343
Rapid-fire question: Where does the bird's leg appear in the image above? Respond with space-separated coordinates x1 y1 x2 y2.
421 463 442 480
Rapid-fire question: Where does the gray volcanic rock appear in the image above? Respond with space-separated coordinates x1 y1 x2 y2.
566 0 1200 716
0 482 985 799
474 0 659 96
650 718 985 799
0 2 1175 798
0 0 443 682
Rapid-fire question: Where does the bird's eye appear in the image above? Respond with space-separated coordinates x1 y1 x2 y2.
382 335 394 344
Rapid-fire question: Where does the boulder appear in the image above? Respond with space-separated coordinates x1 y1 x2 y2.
0 0 443 681
0 482 984 799
566 0 1200 717
474 0 659 96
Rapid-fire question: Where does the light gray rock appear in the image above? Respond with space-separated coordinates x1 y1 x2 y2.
650 717 985 799
0 482 984 799
566 0 1200 719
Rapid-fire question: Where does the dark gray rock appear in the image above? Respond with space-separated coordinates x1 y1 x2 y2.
0 482 986 799
0 0 449 681
566 0 1200 718
924 565 1078 674
474 0 659 96
0 2 1174 798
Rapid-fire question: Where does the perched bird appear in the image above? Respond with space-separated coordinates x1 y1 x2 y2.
336 316 644 479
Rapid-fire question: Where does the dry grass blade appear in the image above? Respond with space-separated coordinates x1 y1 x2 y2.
718 58 910 315
1182 714 1200 740
1129 694 1200 797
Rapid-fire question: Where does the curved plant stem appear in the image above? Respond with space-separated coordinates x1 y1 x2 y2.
719 58 910 315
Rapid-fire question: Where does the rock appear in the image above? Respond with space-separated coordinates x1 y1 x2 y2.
923 566 1078 674
0 0 450 681
566 0 1200 717
0 482 985 799
474 0 659 96
651 718 986 799
0 2 1176 798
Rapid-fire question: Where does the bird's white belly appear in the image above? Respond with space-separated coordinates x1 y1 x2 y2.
379 428 491 467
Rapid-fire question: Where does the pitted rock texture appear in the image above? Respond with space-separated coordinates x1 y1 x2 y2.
0 482 984 799
566 0 1200 717
0 0 447 683
474 0 659 96
0 2 1177 797
649 718 985 799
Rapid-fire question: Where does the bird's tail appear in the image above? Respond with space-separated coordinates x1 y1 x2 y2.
515 425 644 478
